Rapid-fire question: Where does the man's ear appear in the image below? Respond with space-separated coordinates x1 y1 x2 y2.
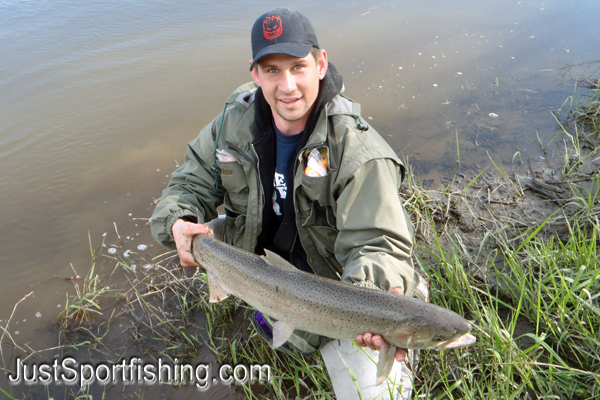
317 49 328 80
250 60 260 85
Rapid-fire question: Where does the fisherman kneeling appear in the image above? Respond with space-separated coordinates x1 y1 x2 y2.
150 7 428 399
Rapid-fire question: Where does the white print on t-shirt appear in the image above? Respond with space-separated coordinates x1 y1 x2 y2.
273 172 287 216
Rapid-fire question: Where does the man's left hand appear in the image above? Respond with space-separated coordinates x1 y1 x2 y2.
355 287 407 362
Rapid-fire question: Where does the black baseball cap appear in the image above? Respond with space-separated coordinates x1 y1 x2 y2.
250 8 319 71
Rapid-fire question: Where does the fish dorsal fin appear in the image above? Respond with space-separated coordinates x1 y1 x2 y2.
375 342 397 386
207 270 230 303
262 249 295 269
272 321 295 348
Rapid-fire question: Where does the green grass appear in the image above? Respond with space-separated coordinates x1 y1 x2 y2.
412 215 599 399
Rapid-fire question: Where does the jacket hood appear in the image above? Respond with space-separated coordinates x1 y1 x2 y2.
304 62 344 136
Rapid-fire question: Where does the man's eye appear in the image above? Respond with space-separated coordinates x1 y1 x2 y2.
294 65 303 70
268 68 278 73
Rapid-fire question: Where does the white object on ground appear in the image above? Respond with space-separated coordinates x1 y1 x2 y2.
321 339 414 400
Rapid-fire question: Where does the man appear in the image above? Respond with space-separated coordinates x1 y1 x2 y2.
150 8 426 399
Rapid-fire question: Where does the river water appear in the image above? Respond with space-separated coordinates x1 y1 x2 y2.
1 0 599 396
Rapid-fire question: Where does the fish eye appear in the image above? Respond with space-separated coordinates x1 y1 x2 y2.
432 335 444 342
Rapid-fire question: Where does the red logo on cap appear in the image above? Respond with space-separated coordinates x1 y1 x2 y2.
263 16 283 40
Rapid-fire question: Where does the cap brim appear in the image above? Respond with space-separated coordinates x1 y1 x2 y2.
250 42 313 71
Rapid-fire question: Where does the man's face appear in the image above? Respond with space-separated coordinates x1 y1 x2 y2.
250 50 328 135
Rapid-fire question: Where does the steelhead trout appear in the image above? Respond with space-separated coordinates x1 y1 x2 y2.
193 230 475 385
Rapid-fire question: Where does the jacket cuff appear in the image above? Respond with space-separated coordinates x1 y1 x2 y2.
352 280 384 291
165 210 198 241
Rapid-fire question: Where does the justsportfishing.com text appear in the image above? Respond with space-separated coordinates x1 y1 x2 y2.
8 357 272 389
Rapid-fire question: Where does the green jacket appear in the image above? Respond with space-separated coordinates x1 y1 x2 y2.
150 81 419 297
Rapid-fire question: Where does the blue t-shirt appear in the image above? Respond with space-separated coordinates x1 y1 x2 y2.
273 126 302 224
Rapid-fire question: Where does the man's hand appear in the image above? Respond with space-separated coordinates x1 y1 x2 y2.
355 287 407 362
172 219 212 268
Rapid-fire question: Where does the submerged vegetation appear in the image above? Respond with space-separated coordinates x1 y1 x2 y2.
0 72 599 399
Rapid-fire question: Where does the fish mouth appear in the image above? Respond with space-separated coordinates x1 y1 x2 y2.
434 333 476 350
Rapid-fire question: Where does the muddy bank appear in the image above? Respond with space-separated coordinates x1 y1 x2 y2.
405 125 599 288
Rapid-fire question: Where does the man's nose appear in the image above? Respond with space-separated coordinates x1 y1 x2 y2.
280 70 297 93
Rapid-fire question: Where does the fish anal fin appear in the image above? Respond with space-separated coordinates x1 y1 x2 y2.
272 321 295 348
262 250 295 269
207 270 229 303
376 342 396 386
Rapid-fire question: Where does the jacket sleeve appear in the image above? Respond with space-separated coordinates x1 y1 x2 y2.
334 158 419 296
150 119 225 249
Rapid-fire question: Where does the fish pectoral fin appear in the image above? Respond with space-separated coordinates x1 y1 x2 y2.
207 270 229 303
262 250 295 269
272 321 295 348
375 342 397 386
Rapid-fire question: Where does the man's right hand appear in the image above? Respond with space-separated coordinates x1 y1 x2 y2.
355 287 407 362
172 219 212 268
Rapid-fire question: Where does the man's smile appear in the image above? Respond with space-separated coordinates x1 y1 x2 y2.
278 96 302 106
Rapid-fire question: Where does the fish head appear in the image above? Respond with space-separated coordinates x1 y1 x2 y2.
419 311 474 350
388 305 475 350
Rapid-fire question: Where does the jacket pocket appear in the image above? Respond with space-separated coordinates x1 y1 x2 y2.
306 225 338 257
297 155 337 230
217 160 249 215
299 174 332 208
299 147 331 208
217 158 249 248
